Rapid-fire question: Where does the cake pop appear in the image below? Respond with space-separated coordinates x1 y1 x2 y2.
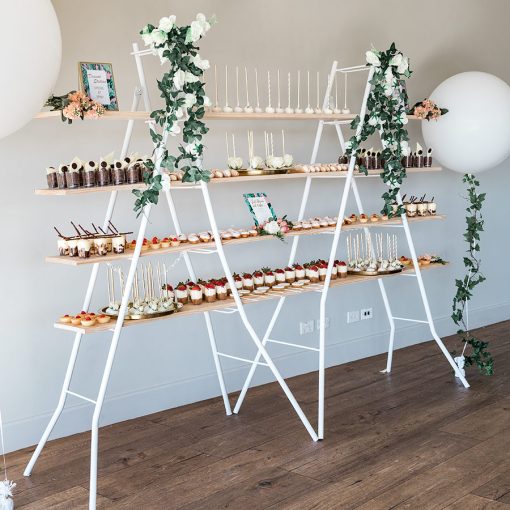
212 65 221 112
284 72 294 114
265 71 275 113
223 66 233 113
314 71 322 114
305 71 314 114
234 66 243 113
295 70 303 114
342 72 351 114
254 68 262 113
243 67 254 113
276 69 284 113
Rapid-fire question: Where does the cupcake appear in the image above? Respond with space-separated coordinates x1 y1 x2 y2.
231 230 241 239
336 260 347 278
190 284 203 305
294 264 306 280
306 264 319 283
284 266 296 283
242 273 254 291
204 282 217 303
253 270 264 288
141 238 149 252
175 284 188 304
77 238 92 259
359 213 368 223
370 214 379 222
199 232 211 243
216 281 228 300
221 231 233 241
57 238 69 256
275 268 286 283
188 234 200 244
96 314 111 324
71 315 82 326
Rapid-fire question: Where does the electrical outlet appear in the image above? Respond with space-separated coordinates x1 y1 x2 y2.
347 310 360 323
299 320 314 335
315 317 330 330
361 308 373 320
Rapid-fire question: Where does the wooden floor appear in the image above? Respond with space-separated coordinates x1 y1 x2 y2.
7 320 510 509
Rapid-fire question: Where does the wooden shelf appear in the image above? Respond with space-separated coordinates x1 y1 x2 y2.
54 263 445 335
34 167 442 196
45 215 445 267
35 110 423 122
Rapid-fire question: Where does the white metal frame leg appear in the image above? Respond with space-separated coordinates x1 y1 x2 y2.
378 279 396 373
200 181 318 441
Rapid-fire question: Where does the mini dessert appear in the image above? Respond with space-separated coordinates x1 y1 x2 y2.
428 201 437 215
370 214 379 222
188 234 200 244
57 238 69 256
175 284 188 304
81 316 96 327
417 202 428 216
231 230 241 239
399 256 411 266
71 315 82 326
263 269 276 287
112 160 126 185
126 161 142 184
330 263 338 280
255 286 269 294
204 282 217 303
302 222 312 230
141 239 149 252
112 235 126 254
349 214 357 223
327 217 336 227
170 237 180 247
274 268 286 283
160 237 171 248
129 240 137 250
291 281 305 288
67 239 78 257
199 232 211 243
162 284 174 300
190 284 203 305
253 271 264 288
317 261 328 281
83 161 97 187
419 254 431 266
293 222 302 231
221 231 233 241
46 167 58 189
240 230 250 238
294 264 305 280
242 273 254 291
248 229 258 237
57 165 68 189
105 237 113 253
381 214 389 221
97 160 110 186
216 281 228 300
59 314 72 324
97 314 111 324
284 266 296 283
306 264 319 283
178 234 187 243
232 273 244 292
406 202 417 217
150 237 161 250
319 219 328 228
67 163 81 188
94 237 108 256
359 214 368 224
311 220 321 229
77 238 92 259
336 260 347 278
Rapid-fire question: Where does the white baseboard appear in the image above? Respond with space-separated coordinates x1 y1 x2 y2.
5 301 509 454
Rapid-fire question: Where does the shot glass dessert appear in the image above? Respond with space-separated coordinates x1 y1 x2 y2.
94 237 108 256
427 201 437 215
112 235 126 254
84 161 97 187
57 165 68 189
417 202 428 217
405 202 417 217
77 238 92 258
67 165 81 189
67 239 78 257
97 160 110 186
112 160 126 185
46 167 58 189
57 238 69 256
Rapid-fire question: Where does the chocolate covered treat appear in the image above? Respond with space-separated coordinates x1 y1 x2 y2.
46 167 58 189
112 160 126 185
97 160 110 186
84 161 97 187
127 162 141 184
57 165 68 189
67 164 81 188
424 148 433 167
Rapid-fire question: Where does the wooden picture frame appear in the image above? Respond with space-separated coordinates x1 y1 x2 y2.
78 62 119 111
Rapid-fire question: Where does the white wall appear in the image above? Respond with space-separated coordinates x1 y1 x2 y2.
1 0 509 452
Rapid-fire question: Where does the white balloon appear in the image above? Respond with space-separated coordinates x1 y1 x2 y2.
0 0 62 140
422 72 510 174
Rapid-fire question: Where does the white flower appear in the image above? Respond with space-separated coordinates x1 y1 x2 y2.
400 141 410 156
183 93 197 109
158 15 176 33
185 72 200 83
173 69 186 90
191 53 210 70
151 29 167 46
397 56 409 74
389 53 403 68
141 26 153 47
399 112 408 125
203 95 211 107
264 220 281 235
185 142 199 155
175 108 184 119
189 20 205 42
168 123 181 136
345 140 353 151
366 50 380 67
368 115 380 127
196 13 211 32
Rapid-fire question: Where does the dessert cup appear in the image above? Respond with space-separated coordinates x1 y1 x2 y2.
97 314 111 324
113 162 126 185
77 239 92 258
253 272 264 288
94 238 108 256
264 272 275 287
97 163 110 186
112 235 126 254
284 267 296 283
57 239 69 256
190 287 203 305
204 285 217 303
405 203 417 217
417 203 428 217
57 166 68 189
175 287 188 304
275 269 286 283
67 239 78 257
216 285 228 300
46 167 58 189
427 202 437 215
59 315 72 324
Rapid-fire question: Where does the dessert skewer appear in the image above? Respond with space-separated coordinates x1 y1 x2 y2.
276 69 284 113
265 70 275 113
254 68 262 113
223 66 233 113
315 71 322 114
243 67 253 113
234 66 243 113
285 72 294 114
212 65 221 112
295 70 303 114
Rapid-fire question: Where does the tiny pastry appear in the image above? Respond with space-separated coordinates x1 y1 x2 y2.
263 269 276 287
223 169 232 178
240 230 250 238
190 284 203 305
141 238 149 252
305 264 319 283
160 237 171 248
170 237 180 247
311 221 321 229
59 314 72 324
97 314 111 324
232 273 244 292
284 266 296 283
230 169 240 177
294 264 305 280
302 222 312 230
150 237 161 250
231 230 241 239
292 222 302 230
178 234 187 243
399 256 411 266
175 284 188 304
242 273 254 291
129 240 137 250
274 268 286 283
253 270 264 288
188 234 200 244
349 214 358 223
359 214 368 223
381 214 389 221
370 214 379 222
317 261 328 281
71 315 82 326
336 260 348 278
204 282 217 303
319 219 328 228
81 316 96 327
249 229 258 237
214 170 223 178
327 218 336 227
216 281 228 300
199 232 211 243
221 231 232 240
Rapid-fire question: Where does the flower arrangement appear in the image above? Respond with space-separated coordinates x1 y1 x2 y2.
257 216 293 241
409 99 448 121
44 91 106 124
133 13 214 217
345 43 411 217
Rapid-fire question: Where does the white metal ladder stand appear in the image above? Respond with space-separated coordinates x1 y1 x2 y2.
234 60 470 440
24 43 319 510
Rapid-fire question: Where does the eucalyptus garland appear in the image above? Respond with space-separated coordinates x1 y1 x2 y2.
452 174 493 375
345 43 412 217
133 14 214 216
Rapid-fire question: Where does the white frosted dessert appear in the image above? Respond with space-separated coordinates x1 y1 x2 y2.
264 271 276 287
275 269 286 283
253 272 264 288
77 238 92 258
190 286 203 305
94 238 108 256
306 265 319 283
242 274 254 290
216 283 228 300
284 267 296 283
67 239 78 257
57 239 69 256
175 285 188 304
204 284 217 303
294 265 305 280
112 235 125 254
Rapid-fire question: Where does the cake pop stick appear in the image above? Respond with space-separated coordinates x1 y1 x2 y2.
342 72 350 114
295 70 303 114
223 66 232 113
270 132 274 156
243 67 253 113
254 68 262 113
315 71 321 114
285 72 294 114
234 66 242 112
212 65 221 112
264 131 269 159
305 71 313 114
265 71 274 113
232 134 237 158
334 76 341 114
276 69 284 113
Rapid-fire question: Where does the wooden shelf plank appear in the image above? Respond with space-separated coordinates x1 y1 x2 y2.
34 167 442 196
45 215 446 267
34 110 423 122
53 263 446 335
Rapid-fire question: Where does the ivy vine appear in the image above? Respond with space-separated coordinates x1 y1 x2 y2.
452 174 493 375
345 43 412 217
133 14 214 216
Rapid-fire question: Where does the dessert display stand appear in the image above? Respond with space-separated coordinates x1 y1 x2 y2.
24 46 469 510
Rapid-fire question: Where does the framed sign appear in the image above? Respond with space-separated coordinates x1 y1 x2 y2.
243 193 277 226
78 62 119 110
